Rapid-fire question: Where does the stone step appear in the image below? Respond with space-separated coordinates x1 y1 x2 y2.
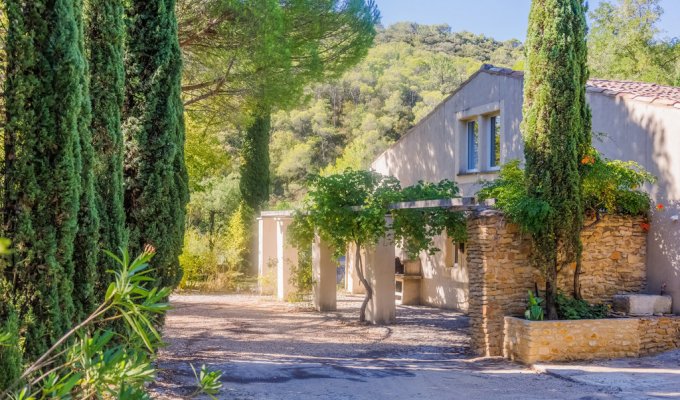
612 294 672 316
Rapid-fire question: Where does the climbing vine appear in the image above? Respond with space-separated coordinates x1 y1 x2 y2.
391 180 467 260
290 170 467 322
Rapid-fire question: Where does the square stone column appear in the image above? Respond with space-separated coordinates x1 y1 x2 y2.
258 217 278 294
313 235 337 311
364 236 396 324
276 217 298 301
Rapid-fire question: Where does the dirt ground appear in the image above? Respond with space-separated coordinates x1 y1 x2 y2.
150 294 678 400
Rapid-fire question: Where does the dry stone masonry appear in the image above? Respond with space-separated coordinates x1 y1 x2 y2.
504 315 680 363
467 210 649 356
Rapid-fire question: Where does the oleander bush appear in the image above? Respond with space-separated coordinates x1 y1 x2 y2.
0 248 222 398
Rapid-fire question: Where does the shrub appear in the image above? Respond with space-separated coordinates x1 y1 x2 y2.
179 227 245 292
477 160 553 235
0 248 223 397
556 292 609 320
224 202 254 272
288 249 314 302
479 152 655 231
524 290 544 321
581 151 654 216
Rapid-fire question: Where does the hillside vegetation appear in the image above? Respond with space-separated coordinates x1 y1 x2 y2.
269 23 523 203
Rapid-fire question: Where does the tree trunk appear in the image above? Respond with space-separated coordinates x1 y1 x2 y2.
208 210 216 251
546 261 559 320
573 250 583 300
355 243 373 323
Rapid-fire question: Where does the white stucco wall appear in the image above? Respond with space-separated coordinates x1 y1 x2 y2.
372 70 680 313
589 94 680 312
417 234 469 311
372 71 525 197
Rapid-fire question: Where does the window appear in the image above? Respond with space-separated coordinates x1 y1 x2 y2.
489 115 501 168
455 242 465 268
444 240 466 269
467 120 478 171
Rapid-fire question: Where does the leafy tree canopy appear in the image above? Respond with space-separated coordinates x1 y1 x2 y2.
588 0 680 85
178 0 380 123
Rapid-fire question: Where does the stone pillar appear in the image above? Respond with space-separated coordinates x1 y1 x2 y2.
345 242 366 294
276 217 298 300
258 217 278 295
313 235 337 311
364 236 396 324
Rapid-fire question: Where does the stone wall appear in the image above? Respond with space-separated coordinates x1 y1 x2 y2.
557 214 647 304
638 316 680 355
467 210 534 356
504 316 680 364
504 317 640 364
467 210 648 356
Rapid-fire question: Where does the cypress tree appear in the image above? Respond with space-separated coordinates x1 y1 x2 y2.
87 0 127 300
73 0 101 319
124 0 189 289
522 0 590 318
3 0 84 357
240 108 271 211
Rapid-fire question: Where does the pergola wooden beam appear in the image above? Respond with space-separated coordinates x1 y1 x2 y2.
349 197 496 212
387 197 496 210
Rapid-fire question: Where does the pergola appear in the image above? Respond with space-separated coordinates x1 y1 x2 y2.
258 197 494 323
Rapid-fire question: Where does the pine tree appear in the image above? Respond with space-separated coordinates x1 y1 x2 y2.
73 0 101 319
124 0 189 289
87 0 127 300
522 0 590 318
240 109 271 211
3 0 84 357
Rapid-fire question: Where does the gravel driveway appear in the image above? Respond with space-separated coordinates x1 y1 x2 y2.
150 294 672 400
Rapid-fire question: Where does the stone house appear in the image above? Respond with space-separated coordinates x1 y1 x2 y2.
371 64 680 313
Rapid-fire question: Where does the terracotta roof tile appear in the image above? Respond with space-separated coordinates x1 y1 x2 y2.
479 64 680 108
587 79 680 107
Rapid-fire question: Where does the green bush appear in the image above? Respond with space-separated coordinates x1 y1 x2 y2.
479 151 655 232
524 290 544 321
178 227 245 292
225 202 254 273
288 249 314 302
477 160 553 235
556 292 609 320
178 201 256 292
0 248 223 397
581 151 654 216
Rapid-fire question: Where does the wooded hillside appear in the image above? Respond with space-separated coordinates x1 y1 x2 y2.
269 23 523 203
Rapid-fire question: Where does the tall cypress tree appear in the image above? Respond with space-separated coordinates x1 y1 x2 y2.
240 108 271 211
124 0 189 289
522 0 590 318
3 0 84 357
72 0 101 319
87 0 127 299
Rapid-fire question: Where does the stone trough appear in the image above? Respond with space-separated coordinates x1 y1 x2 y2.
612 294 672 316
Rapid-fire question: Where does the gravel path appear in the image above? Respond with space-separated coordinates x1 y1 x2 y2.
150 294 644 400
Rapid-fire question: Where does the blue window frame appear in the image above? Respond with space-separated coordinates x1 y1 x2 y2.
467 121 478 171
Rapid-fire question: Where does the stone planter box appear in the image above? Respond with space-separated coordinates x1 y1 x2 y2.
504 316 641 364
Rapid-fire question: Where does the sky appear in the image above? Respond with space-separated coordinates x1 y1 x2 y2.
375 0 680 41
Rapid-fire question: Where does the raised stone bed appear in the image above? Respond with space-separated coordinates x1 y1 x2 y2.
504 316 680 364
